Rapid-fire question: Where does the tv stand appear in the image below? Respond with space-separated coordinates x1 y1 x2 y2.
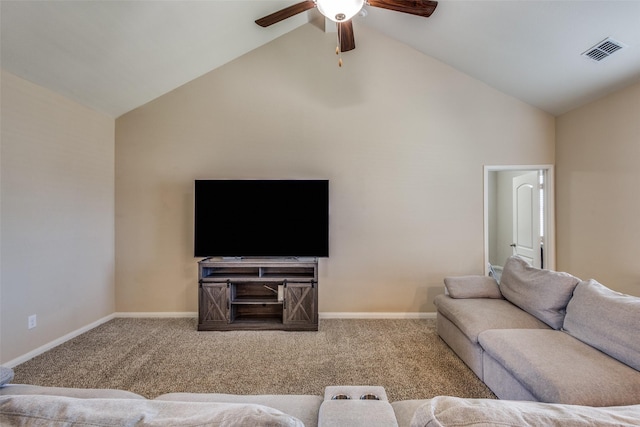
198 258 318 331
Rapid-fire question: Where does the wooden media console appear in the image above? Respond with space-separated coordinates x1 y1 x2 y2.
198 258 318 331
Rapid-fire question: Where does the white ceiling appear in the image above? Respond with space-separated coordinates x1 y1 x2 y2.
2 1 639 118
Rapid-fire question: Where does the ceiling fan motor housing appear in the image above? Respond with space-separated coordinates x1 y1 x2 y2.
316 0 365 22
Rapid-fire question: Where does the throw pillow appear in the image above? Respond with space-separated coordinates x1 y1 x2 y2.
0 395 304 427
444 276 502 299
0 367 13 387
499 256 580 329
563 279 640 372
410 396 640 427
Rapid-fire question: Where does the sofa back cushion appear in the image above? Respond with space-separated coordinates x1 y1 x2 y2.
499 256 580 329
563 279 640 372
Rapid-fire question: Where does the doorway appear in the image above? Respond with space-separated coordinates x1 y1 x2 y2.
484 165 555 277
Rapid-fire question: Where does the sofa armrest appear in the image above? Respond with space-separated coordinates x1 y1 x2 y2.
0 384 146 399
443 276 502 299
319 386 398 427
0 367 14 387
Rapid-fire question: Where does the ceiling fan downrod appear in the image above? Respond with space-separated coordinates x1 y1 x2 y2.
337 24 343 67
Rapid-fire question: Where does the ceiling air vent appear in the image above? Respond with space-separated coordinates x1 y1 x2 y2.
582 37 626 62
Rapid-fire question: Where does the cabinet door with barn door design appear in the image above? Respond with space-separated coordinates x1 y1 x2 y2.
283 281 317 327
199 282 230 327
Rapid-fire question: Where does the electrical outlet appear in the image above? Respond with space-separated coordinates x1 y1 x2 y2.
28 314 37 329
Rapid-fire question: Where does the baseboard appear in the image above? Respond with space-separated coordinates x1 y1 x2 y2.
4 313 116 368
320 312 436 319
115 312 436 319
114 312 198 318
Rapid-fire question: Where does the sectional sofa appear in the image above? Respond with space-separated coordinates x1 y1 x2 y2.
2 256 640 425
435 255 640 406
2 379 640 426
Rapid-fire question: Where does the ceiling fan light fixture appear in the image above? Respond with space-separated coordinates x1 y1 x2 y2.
316 0 365 22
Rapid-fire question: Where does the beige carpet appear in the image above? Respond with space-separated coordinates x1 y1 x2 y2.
12 318 496 401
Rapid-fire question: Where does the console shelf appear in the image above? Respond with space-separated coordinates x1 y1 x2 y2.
198 258 318 331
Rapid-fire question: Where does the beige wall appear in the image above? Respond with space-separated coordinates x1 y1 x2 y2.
115 23 554 314
556 81 640 297
0 70 115 364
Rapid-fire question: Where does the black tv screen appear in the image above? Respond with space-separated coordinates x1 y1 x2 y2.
194 180 329 258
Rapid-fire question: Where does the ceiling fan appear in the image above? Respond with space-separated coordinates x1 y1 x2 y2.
255 0 438 55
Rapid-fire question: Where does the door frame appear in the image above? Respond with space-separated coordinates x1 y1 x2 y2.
483 165 555 275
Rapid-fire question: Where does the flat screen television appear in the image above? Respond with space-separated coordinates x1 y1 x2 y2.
194 179 329 258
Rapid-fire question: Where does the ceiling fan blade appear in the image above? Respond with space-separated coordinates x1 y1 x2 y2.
338 21 356 52
367 0 438 18
255 1 316 27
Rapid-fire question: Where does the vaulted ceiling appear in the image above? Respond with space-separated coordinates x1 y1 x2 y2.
2 1 639 118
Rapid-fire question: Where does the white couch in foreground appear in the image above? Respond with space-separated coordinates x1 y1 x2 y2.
2 368 640 426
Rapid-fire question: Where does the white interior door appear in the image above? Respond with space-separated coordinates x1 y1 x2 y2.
512 171 541 267
484 165 555 276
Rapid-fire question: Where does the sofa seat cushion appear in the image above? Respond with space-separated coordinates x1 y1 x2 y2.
155 392 323 427
0 394 304 426
409 396 640 427
499 256 580 329
434 295 550 344
563 279 640 372
478 329 640 406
